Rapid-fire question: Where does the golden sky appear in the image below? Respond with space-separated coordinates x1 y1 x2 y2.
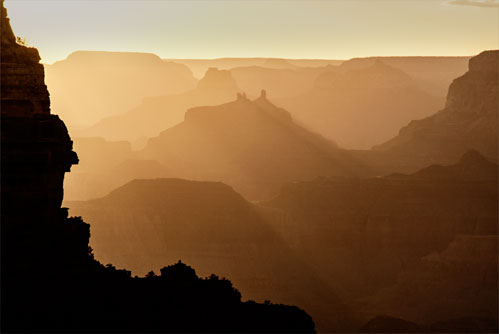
6 0 499 64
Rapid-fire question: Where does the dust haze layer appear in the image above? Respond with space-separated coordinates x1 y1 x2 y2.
45 51 198 128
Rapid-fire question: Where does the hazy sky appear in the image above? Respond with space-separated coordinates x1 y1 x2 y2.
5 0 499 64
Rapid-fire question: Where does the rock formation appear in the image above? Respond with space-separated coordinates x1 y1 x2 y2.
78 68 240 142
0 2 315 332
68 178 353 332
45 50 197 128
339 56 470 97
276 60 443 149
229 65 331 98
139 91 367 200
374 50 498 168
1 0 80 274
262 151 498 327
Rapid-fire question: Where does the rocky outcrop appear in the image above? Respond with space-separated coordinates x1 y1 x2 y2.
196 67 239 93
140 91 366 200
374 50 499 169
1 0 80 274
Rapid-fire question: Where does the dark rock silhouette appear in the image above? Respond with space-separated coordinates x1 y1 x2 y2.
0 2 315 332
68 178 355 332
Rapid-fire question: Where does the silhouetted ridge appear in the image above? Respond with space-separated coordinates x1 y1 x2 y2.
0 2 316 332
68 177 352 332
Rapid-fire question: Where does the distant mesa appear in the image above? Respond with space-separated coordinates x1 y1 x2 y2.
45 50 198 127
196 67 239 93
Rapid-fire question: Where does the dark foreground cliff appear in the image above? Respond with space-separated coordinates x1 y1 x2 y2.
0 2 315 332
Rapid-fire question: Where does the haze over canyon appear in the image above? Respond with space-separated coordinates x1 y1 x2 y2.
1 0 498 333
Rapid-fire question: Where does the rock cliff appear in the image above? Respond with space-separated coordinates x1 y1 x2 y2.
1 0 80 274
374 50 498 168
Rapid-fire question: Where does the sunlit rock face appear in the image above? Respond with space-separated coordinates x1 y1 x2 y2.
374 50 499 167
446 50 498 115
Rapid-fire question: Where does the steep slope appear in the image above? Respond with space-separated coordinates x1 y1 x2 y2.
372 50 499 171
0 2 315 332
45 51 197 128
68 178 354 332
79 68 240 142
261 151 498 326
139 91 367 200
277 61 443 149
